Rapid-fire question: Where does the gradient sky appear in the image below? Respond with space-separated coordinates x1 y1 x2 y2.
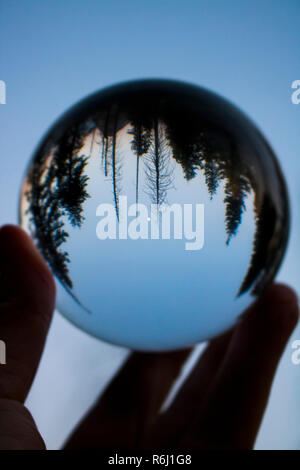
0 0 300 449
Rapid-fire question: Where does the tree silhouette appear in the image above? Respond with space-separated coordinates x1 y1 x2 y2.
101 109 111 176
223 171 251 245
165 121 205 181
89 127 96 159
53 127 90 228
144 118 174 207
111 111 122 220
25 125 91 311
165 118 253 245
237 194 277 296
27 155 72 288
128 116 152 205
95 108 123 220
203 159 221 199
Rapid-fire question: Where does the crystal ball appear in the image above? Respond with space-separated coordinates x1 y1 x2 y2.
19 79 289 351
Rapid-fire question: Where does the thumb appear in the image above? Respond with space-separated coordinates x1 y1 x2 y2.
0 225 56 403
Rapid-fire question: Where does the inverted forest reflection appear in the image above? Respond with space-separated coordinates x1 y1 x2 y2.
20 80 288 349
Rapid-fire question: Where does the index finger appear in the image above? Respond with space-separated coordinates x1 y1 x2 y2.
182 283 299 449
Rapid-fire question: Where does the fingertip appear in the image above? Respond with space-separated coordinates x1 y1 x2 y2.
0 224 56 313
263 282 298 305
0 224 31 237
235 282 299 351
260 283 299 333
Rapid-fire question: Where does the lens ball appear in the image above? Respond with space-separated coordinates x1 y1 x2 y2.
19 79 289 350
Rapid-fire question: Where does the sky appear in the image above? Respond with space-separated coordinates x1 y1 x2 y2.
0 0 300 449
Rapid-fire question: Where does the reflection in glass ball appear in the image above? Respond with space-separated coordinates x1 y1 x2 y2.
19 79 289 350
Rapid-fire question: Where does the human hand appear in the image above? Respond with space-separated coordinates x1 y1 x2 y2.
65 280 298 450
0 225 298 450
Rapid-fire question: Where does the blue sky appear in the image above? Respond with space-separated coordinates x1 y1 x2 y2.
0 0 300 449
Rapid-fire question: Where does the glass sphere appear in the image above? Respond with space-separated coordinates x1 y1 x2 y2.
19 79 289 351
